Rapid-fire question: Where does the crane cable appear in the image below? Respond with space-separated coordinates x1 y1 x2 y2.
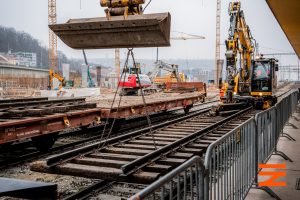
143 0 152 12
96 51 129 151
96 49 157 151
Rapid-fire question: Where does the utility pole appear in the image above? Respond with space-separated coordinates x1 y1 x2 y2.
115 48 120 82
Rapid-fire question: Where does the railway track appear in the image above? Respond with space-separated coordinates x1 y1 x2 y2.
59 89 294 199
1 88 292 199
31 105 255 199
0 88 289 169
0 100 218 169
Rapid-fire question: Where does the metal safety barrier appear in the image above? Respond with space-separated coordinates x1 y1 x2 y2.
256 90 299 164
130 156 205 200
130 90 299 200
204 118 257 200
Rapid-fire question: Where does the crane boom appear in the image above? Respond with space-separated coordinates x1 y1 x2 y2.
148 60 181 82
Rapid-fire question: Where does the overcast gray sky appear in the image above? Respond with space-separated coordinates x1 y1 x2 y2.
0 0 298 65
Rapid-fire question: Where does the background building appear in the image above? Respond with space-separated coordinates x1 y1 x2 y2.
10 52 37 67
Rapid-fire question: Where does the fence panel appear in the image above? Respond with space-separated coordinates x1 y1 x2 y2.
204 118 257 200
255 107 277 164
130 156 205 200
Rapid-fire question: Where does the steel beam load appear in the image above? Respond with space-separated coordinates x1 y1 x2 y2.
49 13 171 49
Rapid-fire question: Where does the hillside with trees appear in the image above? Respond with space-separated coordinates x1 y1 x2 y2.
0 26 83 71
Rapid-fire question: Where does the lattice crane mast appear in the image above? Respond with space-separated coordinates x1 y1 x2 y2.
48 0 58 71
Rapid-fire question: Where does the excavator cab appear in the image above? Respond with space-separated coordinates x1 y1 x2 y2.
250 58 278 109
49 1 171 49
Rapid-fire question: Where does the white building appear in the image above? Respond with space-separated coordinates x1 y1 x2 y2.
11 52 37 67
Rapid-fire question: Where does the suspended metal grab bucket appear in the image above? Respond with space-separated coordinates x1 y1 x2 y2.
49 13 171 49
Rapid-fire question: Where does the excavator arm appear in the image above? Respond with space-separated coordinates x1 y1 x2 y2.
48 69 66 90
148 60 181 82
225 1 255 102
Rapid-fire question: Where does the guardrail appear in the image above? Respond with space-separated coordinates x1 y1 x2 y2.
130 90 300 200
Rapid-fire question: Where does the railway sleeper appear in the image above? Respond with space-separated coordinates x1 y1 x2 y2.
187 143 209 149
72 157 127 168
202 136 220 140
178 148 204 155
144 164 172 173
173 124 208 128
103 147 152 156
157 158 187 166
193 139 215 144
138 136 178 142
55 163 160 184
168 152 193 159
213 130 231 134
207 133 224 137
150 133 185 138
89 153 141 161
117 144 157 150
128 140 170 146
155 130 191 135
163 127 197 132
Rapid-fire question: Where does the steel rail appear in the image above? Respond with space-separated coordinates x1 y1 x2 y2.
0 98 86 108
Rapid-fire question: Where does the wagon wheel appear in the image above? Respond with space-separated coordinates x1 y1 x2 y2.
32 134 57 152
184 105 193 114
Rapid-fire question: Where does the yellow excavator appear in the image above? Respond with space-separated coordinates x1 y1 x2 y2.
48 69 66 90
221 1 278 110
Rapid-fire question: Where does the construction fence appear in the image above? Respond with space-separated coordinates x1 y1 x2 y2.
131 89 300 200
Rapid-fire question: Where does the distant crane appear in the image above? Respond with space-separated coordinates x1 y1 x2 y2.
262 52 296 56
156 31 205 61
48 0 58 71
170 31 205 40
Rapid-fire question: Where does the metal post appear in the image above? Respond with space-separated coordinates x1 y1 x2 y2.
156 47 159 61
298 58 300 81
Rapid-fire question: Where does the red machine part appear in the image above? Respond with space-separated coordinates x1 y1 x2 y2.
119 74 152 89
